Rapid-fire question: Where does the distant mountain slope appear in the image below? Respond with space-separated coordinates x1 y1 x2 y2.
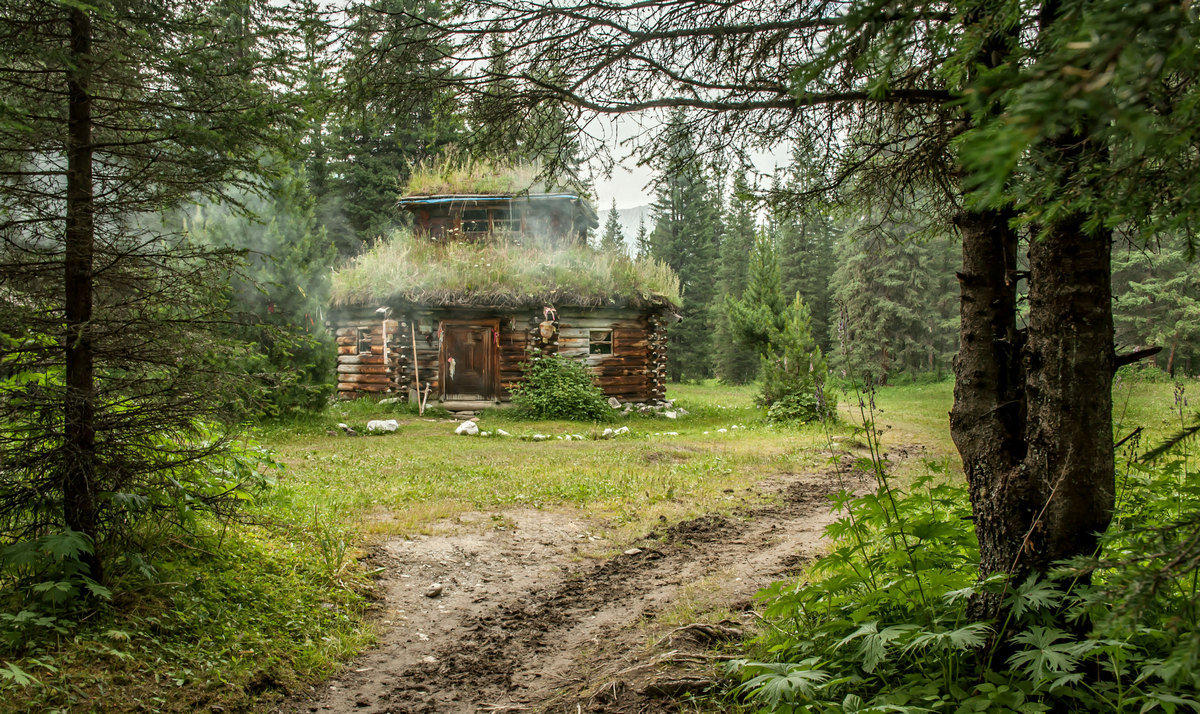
595 204 652 253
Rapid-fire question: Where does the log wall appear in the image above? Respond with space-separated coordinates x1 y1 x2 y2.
330 305 670 403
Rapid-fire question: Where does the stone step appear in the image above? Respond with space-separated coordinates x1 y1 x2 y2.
440 400 501 411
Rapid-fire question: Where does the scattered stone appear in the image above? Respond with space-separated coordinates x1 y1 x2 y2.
677 407 689 416
623 548 642 556
608 396 622 408
326 429 339 437
614 426 630 435
455 421 479 436
664 431 679 436
424 583 444 598
532 433 548 441
663 411 678 419
564 434 573 441
717 428 728 433
367 419 399 433
378 397 401 405
496 428 511 436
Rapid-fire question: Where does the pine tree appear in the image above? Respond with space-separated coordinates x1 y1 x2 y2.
1113 236 1200 376
0 0 302 579
726 234 831 419
648 114 721 381
712 172 759 383
777 208 839 354
634 217 651 258
183 168 338 414
320 0 464 255
829 222 960 383
598 198 626 253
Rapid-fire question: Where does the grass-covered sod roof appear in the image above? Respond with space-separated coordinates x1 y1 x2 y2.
331 231 681 310
404 156 577 197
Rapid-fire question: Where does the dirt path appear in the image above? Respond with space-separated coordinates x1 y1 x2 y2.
276 470 857 714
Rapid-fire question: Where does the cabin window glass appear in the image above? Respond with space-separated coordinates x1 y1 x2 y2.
356 328 372 354
589 330 613 355
491 208 521 233
461 208 489 234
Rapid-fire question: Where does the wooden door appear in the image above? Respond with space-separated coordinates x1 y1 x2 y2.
440 323 496 400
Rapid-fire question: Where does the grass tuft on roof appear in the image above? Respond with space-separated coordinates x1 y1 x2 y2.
331 230 681 310
404 155 581 197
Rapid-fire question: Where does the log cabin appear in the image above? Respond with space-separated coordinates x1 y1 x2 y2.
328 190 680 411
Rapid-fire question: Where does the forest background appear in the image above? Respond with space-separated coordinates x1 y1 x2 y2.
3 0 1200 710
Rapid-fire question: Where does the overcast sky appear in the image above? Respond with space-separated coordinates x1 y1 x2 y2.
585 114 792 210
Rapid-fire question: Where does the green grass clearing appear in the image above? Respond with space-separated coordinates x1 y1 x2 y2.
5 375 1195 711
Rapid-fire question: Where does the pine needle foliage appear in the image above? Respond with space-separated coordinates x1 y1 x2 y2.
330 230 680 309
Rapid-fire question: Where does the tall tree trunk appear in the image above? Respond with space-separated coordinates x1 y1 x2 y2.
65 8 102 581
950 208 1026 618
1021 216 1114 575
1167 332 1178 377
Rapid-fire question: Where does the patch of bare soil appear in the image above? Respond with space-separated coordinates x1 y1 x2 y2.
274 470 860 714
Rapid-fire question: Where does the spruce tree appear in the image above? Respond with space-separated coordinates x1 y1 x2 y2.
1113 236 1200 376
777 208 839 354
712 172 759 383
726 234 831 419
319 0 464 255
598 198 626 253
183 168 338 414
634 217 651 258
829 223 959 383
648 114 721 381
0 0 302 579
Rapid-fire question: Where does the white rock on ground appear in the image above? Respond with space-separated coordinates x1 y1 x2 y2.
614 426 630 435
608 397 622 408
496 428 511 436
663 411 678 419
367 419 399 433
455 421 480 436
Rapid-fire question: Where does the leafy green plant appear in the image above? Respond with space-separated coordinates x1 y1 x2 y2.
725 381 1200 713
509 352 615 422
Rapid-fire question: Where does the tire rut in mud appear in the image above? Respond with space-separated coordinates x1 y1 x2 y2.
279 472 846 714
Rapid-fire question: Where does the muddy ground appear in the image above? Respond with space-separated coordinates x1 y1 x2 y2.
276 468 866 714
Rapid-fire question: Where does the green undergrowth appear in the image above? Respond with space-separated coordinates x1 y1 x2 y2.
723 380 1200 713
0 517 373 712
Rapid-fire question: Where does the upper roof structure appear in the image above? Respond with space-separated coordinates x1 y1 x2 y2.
398 192 598 243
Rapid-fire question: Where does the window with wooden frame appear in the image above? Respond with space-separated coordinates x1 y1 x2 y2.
356 328 372 354
589 330 613 355
460 208 490 234
491 207 522 233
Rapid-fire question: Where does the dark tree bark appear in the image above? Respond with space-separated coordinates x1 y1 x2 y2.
952 202 1115 617
950 208 1025 615
1021 215 1114 575
64 8 102 580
